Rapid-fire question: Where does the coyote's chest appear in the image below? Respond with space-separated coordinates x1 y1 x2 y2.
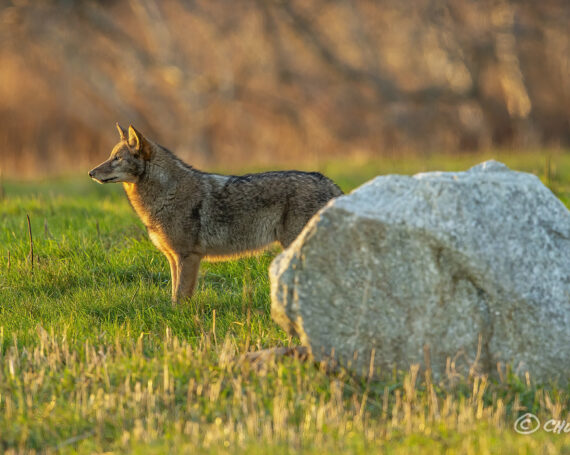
123 182 177 229
123 183 155 227
123 182 181 251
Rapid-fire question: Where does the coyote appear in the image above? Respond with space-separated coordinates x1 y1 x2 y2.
89 124 343 302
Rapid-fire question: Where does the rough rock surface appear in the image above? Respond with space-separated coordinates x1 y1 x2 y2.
270 161 570 382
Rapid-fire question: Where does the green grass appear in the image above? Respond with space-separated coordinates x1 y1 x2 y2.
0 151 569 454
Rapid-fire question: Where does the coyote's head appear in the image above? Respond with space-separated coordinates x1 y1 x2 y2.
89 124 152 184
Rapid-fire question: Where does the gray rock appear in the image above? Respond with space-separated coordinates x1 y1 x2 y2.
270 160 570 383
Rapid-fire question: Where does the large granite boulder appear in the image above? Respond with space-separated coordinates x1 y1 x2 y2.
270 161 570 383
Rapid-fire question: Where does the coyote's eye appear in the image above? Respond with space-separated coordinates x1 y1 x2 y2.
114 155 120 161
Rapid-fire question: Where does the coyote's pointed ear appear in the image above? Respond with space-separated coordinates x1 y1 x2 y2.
116 123 127 141
128 125 152 159
128 125 142 150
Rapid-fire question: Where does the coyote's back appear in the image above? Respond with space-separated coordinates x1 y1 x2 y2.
200 170 342 256
89 124 343 302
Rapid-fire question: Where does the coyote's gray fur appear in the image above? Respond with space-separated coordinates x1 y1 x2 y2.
89 124 343 302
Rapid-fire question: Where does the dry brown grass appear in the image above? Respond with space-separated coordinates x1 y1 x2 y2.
0 326 567 453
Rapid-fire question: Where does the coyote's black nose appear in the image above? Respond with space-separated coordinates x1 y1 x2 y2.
88 170 94 178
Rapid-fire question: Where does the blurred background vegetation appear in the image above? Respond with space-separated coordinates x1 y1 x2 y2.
0 0 569 178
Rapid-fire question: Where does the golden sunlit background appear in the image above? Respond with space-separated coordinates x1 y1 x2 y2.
1 0 569 178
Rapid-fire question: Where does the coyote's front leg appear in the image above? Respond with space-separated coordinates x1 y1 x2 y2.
173 254 201 303
163 252 179 302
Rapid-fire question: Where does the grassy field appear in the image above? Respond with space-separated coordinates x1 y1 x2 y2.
0 151 569 454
